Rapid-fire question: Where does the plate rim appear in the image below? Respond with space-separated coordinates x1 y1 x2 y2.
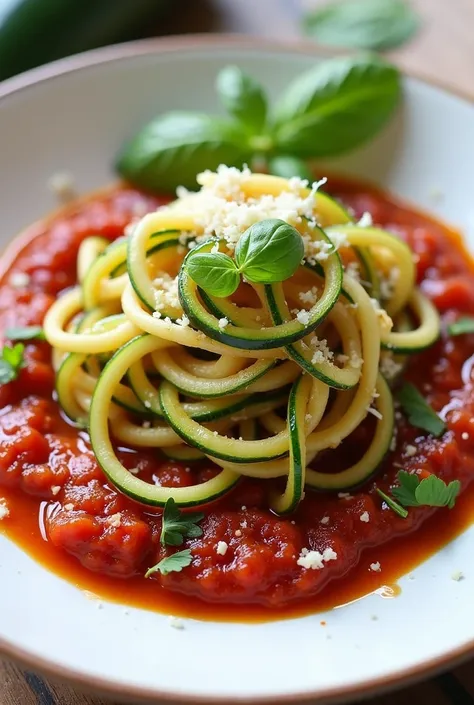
1 32 474 705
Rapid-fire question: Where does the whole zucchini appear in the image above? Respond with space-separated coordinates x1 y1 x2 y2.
0 0 172 82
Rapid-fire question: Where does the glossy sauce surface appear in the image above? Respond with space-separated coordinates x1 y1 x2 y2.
0 178 474 621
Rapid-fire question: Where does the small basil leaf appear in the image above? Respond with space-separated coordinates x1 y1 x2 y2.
116 112 250 192
235 219 304 284
5 325 45 341
186 252 240 298
216 66 268 134
268 155 314 182
303 0 420 52
273 55 401 157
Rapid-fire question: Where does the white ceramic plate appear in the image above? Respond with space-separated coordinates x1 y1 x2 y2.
1 36 474 705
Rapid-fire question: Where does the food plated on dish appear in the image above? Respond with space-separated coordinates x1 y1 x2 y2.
1 38 474 704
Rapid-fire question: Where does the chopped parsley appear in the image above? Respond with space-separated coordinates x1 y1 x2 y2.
392 470 460 509
396 383 446 437
145 549 193 577
160 497 204 547
0 343 26 384
447 317 474 337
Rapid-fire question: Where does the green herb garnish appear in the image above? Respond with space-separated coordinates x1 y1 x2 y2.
376 488 408 519
447 317 474 337
392 470 461 509
0 343 26 384
267 155 314 182
117 57 401 191
160 497 204 547
186 219 304 298
145 549 193 577
396 383 446 438
216 65 268 134
303 0 420 52
5 325 46 341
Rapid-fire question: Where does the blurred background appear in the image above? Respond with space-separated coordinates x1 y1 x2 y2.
0 0 472 96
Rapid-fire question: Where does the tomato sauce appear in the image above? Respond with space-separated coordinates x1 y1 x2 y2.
1 178 474 622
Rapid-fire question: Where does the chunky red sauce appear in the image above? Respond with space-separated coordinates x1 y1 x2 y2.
1 178 474 622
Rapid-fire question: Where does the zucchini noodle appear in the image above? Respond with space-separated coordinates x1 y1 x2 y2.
44 167 441 511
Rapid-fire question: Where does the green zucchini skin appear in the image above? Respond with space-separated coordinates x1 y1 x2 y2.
0 0 171 82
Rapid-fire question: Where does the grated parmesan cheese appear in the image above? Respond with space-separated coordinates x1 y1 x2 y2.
360 512 370 523
64 503 74 512
51 486 61 496
380 354 403 381
9 272 30 288
297 546 338 570
405 444 417 457
320 516 330 525
176 313 190 328
296 309 311 325
169 616 185 630
216 541 228 556
106 512 122 528
0 500 9 520
357 211 373 228
299 286 319 305
234 529 242 537
451 570 464 582
310 336 334 364
218 317 229 330
462 432 469 440
370 562 381 572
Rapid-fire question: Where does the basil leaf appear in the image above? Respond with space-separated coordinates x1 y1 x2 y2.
448 317 474 336
235 219 304 284
397 383 446 438
116 112 250 192
216 66 268 134
268 155 314 182
273 55 401 157
145 549 193 577
376 488 408 519
186 252 240 298
303 0 420 52
5 325 45 341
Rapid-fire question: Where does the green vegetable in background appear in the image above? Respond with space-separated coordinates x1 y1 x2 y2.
117 56 402 192
302 0 420 52
0 0 173 83
185 219 304 298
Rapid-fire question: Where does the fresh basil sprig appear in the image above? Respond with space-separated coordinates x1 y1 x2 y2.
216 65 268 135
186 219 304 298
273 55 401 157
303 0 420 52
116 57 401 191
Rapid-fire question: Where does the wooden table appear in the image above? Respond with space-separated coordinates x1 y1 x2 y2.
2 1 474 703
